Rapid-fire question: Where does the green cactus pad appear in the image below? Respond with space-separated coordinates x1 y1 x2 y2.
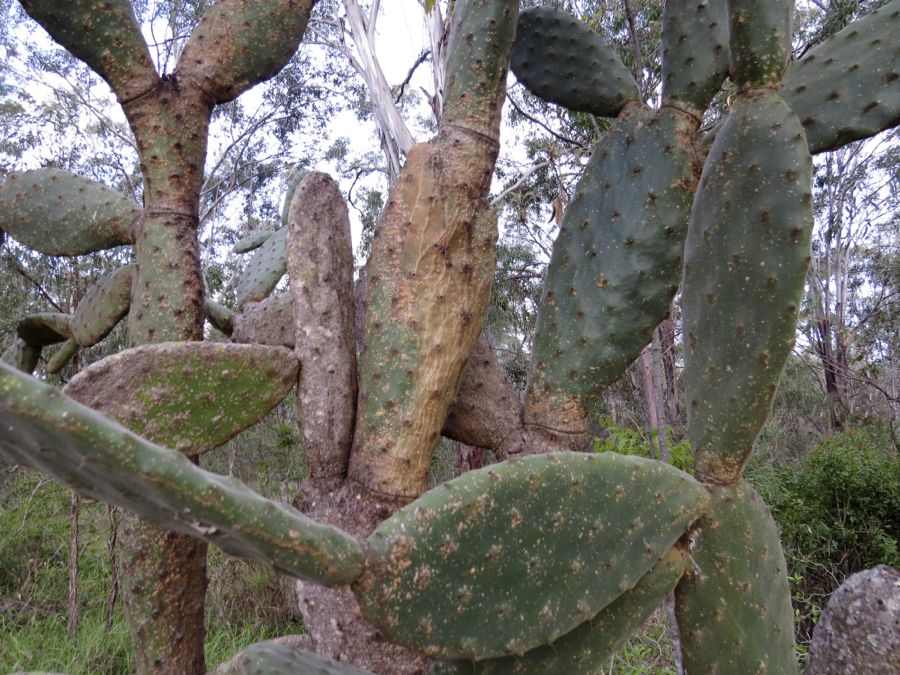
281 169 309 228
214 641 375 674
176 0 313 104
430 548 686 674
236 227 287 309
46 338 79 375
682 91 812 483
510 7 639 117
675 482 797 674
726 0 793 88
63 342 299 457
661 0 730 112
17 312 72 346
1 338 40 374
0 169 137 256
71 264 134 348
232 229 274 255
0 360 364 586
781 0 900 154
205 298 236 336
527 107 698 430
19 0 158 102
355 452 708 660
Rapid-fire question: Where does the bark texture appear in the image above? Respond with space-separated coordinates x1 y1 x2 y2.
292 478 429 674
442 332 525 457
287 173 357 478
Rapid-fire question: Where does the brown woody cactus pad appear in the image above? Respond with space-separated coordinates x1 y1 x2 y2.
286 172 357 479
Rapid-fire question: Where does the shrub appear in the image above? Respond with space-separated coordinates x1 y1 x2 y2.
748 426 900 646
593 416 693 474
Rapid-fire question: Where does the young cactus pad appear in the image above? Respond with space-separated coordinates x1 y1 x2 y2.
63 342 300 456
0 361 365 586
430 547 686 675
354 453 709 660
236 226 288 309
232 228 274 254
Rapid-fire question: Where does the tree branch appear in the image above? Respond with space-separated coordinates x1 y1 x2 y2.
508 93 587 148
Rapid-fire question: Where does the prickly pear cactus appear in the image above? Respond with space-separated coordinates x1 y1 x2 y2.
675 482 796 674
0 0 897 672
0 359 364 586
509 6 639 116
63 342 301 456
509 0 896 671
355 453 708 660
431 548 687 674
71 264 135 348
0 168 137 255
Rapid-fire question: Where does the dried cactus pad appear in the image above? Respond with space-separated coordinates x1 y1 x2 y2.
355 453 709 660
0 169 137 255
510 7 639 117
214 641 375 675
64 342 299 456
431 547 686 674
0 360 364 586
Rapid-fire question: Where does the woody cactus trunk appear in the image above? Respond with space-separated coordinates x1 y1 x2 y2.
0 1 898 674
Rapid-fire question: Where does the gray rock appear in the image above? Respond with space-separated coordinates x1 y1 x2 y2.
806 565 900 674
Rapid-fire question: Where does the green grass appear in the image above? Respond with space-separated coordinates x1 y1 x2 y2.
600 610 677 674
0 464 304 674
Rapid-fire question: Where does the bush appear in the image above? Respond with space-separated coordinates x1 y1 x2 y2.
593 416 693 474
748 426 900 646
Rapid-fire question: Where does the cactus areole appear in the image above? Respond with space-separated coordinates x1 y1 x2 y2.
0 0 897 673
